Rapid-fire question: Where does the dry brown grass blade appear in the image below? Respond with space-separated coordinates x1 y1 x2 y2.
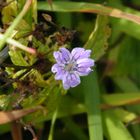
48 0 53 9
77 4 140 25
81 8 140 25
110 9 140 25
38 2 140 25
0 106 42 125
11 122 23 140
101 98 140 110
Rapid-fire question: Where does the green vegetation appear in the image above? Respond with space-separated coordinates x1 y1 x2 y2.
0 0 140 140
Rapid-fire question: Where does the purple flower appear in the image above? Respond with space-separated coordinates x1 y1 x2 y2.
51 47 94 89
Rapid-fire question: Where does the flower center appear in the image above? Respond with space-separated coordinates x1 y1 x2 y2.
65 62 75 72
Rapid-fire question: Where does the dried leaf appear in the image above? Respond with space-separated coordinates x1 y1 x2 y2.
0 107 42 125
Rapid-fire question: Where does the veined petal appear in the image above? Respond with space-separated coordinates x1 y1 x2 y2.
51 64 60 73
69 73 81 87
60 48 71 62
62 73 70 89
71 48 85 60
77 67 92 76
53 51 66 64
71 48 91 60
53 51 62 63
55 68 67 80
62 72 80 89
83 50 91 58
51 64 66 80
77 58 94 68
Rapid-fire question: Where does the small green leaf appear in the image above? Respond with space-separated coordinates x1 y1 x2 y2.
103 93 140 106
83 71 103 140
2 1 17 24
0 95 10 110
38 1 140 25
114 108 137 123
9 49 29 66
103 111 134 140
84 15 111 60
15 20 32 38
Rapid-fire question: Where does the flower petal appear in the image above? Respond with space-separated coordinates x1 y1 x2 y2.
51 64 60 73
62 72 80 89
77 67 92 76
52 64 66 80
54 69 67 80
53 51 62 63
62 80 70 90
69 73 81 87
62 72 70 89
77 58 94 68
71 48 85 60
53 51 66 64
71 48 91 60
60 48 71 62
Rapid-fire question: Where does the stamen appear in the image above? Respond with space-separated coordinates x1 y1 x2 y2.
65 62 75 71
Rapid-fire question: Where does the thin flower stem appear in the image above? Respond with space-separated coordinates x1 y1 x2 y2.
0 0 33 50
0 34 36 54
24 125 37 140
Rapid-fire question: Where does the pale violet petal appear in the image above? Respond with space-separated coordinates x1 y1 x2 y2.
54 69 66 80
77 67 93 76
77 58 94 68
53 51 66 64
53 51 62 63
62 74 70 89
71 48 92 60
83 50 91 58
60 48 71 62
51 64 60 73
71 48 85 60
69 73 81 87
63 80 70 89
63 72 80 88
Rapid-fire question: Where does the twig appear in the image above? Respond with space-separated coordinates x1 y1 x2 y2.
0 34 36 54
24 125 38 140
0 0 33 49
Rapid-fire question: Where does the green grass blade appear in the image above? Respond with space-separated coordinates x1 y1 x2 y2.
103 111 134 140
48 108 58 140
38 1 140 25
83 71 103 140
113 77 139 92
103 93 140 106
113 77 140 139
130 125 140 140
